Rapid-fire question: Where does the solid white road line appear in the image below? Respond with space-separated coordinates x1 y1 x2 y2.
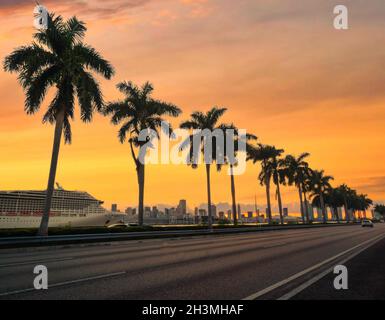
0 257 74 268
0 271 126 297
277 233 385 300
242 232 385 300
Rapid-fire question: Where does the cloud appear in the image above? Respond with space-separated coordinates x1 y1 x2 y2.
0 0 153 18
354 177 385 195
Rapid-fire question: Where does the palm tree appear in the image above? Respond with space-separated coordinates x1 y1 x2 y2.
347 190 361 221
271 153 286 225
281 153 311 223
349 192 372 220
325 188 344 223
222 126 258 225
105 81 181 226
356 194 372 219
302 171 314 223
374 204 385 220
3 14 114 235
308 170 334 223
180 107 229 230
249 144 284 224
337 184 353 222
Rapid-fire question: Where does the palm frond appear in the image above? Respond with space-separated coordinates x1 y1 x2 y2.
180 120 200 130
25 65 60 114
74 44 114 79
76 70 103 121
65 16 86 44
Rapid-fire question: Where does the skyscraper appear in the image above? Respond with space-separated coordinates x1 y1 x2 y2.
152 206 159 218
177 200 187 218
210 204 217 218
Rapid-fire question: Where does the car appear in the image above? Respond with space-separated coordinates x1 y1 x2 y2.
107 223 129 229
361 219 374 228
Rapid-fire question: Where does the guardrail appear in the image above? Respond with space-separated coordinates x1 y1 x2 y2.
0 223 356 249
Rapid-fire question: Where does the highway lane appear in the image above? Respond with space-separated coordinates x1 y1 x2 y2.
293 232 385 300
0 224 384 299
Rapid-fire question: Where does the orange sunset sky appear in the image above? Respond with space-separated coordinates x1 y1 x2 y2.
1 0 385 213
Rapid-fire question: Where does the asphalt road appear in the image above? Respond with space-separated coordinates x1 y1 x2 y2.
0 224 384 300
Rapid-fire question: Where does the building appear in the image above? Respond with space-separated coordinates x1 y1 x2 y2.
210 204 217 218
169 207 176 218
151 206 159 218
198 209 207 217
144 206 152 217
111 204 118 212
177 200 187 218
125 207 135 215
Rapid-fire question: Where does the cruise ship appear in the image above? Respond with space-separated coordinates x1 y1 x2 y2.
0 188 127 229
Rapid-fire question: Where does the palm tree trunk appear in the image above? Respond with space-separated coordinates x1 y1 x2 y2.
334 207 340 223
303 188 310 223
265 179 272 224
230 164 237 226
298 185 305 224
320 193 327 224
343 196 350 223
206 164 213 230
276 180 284 225
137 162 145 226
37 109 65 236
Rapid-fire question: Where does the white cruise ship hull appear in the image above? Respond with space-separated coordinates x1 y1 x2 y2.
0 189 129 229
0 213 128 229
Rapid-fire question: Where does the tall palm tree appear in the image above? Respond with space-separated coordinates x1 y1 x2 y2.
348 190 373 220
180 107 229 230
281 153 311 223
325 188 344 223
221 126 258 225
374 204 385 220
105 81 181 226
346 189 361 221
302 171 314 222
3 14 114 236
337 184 353 222
248 144 284 224
308 170 334 224
356 194 372 219
271 153 286 225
